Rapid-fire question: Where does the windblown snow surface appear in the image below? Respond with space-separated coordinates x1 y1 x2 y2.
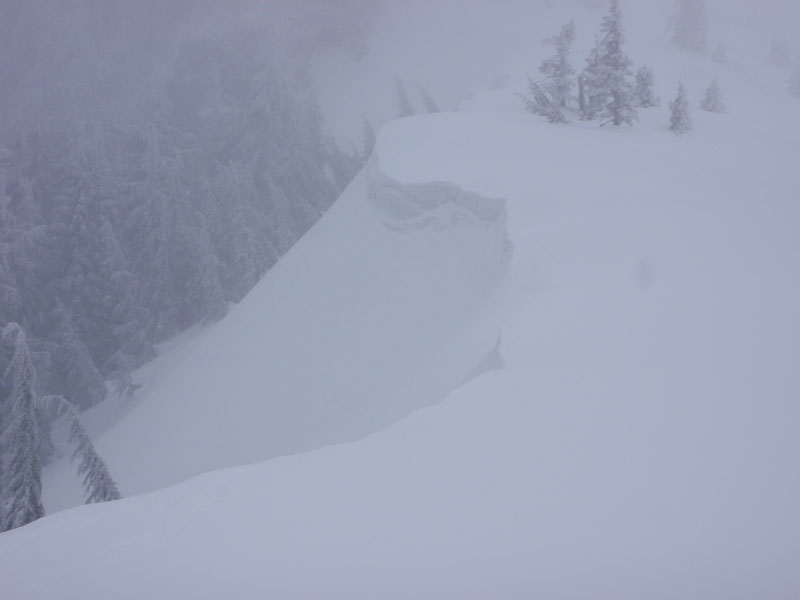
3 2 800 598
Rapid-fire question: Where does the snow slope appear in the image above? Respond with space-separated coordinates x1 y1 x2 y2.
4 1 800 597
8 101 800 597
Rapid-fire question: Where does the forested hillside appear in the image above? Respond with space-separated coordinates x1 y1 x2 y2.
0 1 370 423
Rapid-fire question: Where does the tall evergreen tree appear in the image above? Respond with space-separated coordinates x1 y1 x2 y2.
0 149 19 324
0 146 48 336
580 38 602 120
1 323 45 531
669 83 692 134
700 79 725 113
539 19 576 109
584 0 637 126
521 77 568 124
30 393 123 504
45 300 107 410
670 0 708 53
634 66 660 108
69 415 121 503
201 161 274 303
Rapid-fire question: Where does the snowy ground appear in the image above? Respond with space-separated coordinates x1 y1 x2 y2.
3 1 800 598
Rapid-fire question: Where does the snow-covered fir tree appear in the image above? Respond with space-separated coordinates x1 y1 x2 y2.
634 66 660 107
395 78 415 118
123 125 223 341
670 0 708 53
45 300 108 412
1 324 45 531
580 38 602 120
69 407 121 503
416 83 440 113
582 0 637 126
539 19 576 109
700 79 725 113
669 83 692 134
0 148 19 327
522 77 569 124
200 162 273 305
33 393 121 504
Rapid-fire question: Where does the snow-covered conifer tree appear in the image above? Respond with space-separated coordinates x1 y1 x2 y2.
46 300 107 411
539 19 576 109
201 162 273 304
634 66 660 107
580 38 603 120
669 83 692 134
0 150 19 324
416 83 440 113
69 409 121 503
395 78 414 118
583 0 637 126
1 323 45 531
700 79 725 113
34 393 121 503
670 0 708 53
521 77 568 124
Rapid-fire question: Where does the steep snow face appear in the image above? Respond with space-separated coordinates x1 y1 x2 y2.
11 98 800 597
43 154 511 510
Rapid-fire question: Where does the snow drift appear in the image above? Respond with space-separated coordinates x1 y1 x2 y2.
7 99 798 598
